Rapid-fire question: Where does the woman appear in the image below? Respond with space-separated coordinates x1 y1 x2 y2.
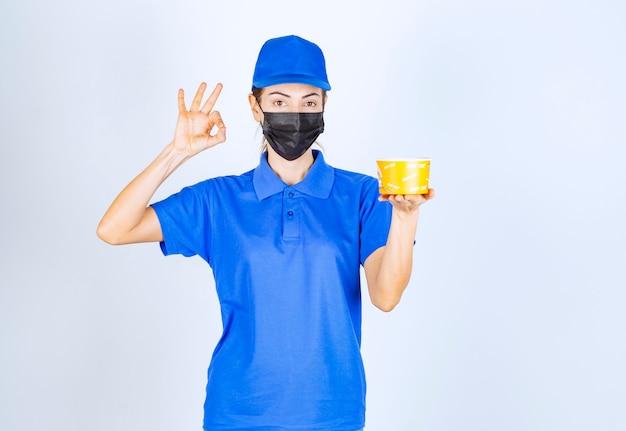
97 35 434 431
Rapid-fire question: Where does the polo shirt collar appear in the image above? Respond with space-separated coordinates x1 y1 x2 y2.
253 150 335 200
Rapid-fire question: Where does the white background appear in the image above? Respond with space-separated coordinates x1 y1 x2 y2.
1 1 625 430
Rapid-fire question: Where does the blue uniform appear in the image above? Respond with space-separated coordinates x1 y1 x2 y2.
152 151 392 431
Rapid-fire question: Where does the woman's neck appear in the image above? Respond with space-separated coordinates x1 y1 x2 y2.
266 147 315 186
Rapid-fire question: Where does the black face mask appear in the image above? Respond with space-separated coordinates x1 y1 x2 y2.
261 111 325 161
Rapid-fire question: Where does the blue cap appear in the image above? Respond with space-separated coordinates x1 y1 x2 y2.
252 35 331 91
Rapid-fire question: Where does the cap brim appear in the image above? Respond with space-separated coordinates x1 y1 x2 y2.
252 74 331 91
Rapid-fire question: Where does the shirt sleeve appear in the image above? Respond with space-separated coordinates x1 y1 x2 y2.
359 177 392 265
150 180 212 263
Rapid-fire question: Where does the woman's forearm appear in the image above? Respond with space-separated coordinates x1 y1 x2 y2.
96 142 189 244
364 190 434 311
365 208 420 311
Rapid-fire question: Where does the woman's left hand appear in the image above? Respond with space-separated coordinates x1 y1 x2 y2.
378 188 436 214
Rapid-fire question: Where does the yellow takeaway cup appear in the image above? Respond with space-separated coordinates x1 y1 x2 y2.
376 158 431 195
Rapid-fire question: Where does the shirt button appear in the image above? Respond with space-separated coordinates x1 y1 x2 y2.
287 210 294 217
288 192 295 198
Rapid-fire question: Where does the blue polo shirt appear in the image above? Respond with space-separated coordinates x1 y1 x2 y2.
151 150 392 431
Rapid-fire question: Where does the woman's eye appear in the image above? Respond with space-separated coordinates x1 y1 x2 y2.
305 101 317 107
273 100 286 107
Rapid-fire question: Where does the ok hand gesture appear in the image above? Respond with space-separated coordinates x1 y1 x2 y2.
173 82 227 157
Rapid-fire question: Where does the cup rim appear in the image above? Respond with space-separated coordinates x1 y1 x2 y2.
376 158 431 162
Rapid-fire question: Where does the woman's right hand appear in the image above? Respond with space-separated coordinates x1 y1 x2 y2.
173 82 227 157
97 82 227 245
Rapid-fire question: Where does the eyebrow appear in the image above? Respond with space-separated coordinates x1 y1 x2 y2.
268 91 321 98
